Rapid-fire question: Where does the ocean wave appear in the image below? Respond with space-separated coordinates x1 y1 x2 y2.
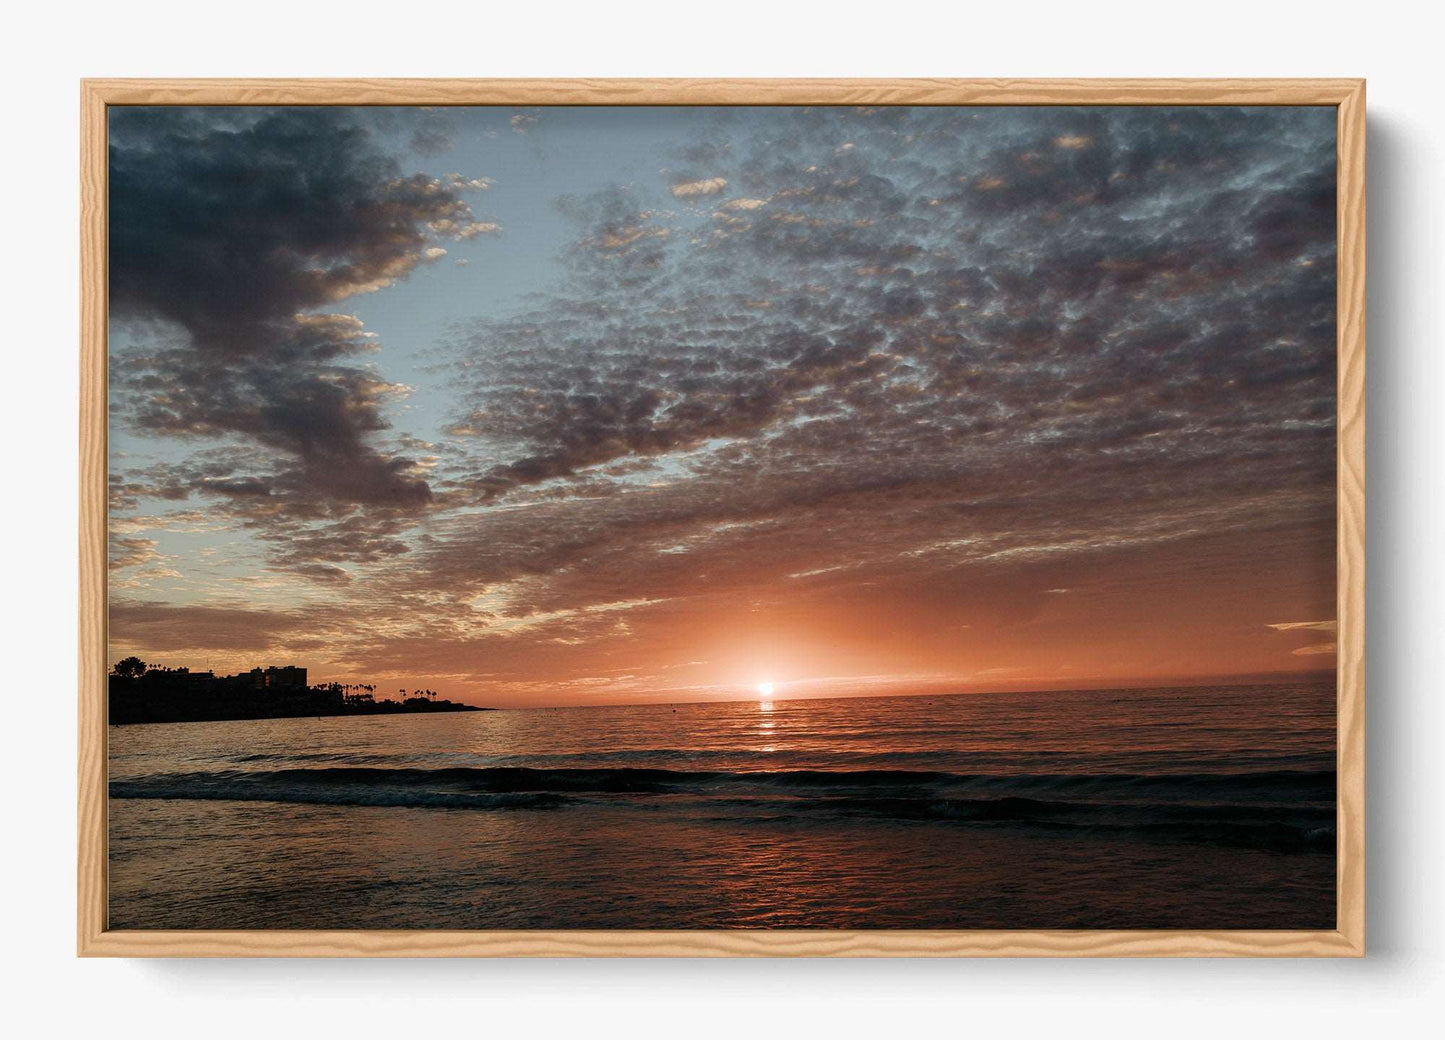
112 763 1334 794
219 748 1334 770
109 764 1334 851
110 776 568 812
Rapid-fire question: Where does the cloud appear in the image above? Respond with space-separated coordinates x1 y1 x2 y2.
444 174 494 191
408 124 453 156
367 106 458 157
1268 620 1338 660
1268 620 1338 633
109 534 160 571
670 177 728 198
108 108 498 513
423 107 1337 643
109 601 311 653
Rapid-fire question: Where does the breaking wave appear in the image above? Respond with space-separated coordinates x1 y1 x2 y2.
110 765 1334 851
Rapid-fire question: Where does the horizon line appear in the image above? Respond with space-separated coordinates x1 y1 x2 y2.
458 668 1337 711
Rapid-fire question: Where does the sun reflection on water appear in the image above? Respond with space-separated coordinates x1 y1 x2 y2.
756 697 776 750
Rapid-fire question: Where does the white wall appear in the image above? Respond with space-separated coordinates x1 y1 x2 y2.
2 2 1439 1036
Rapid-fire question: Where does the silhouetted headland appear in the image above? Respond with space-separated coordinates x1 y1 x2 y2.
108 658 488 725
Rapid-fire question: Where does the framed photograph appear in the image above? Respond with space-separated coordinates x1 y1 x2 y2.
79 78 1365 957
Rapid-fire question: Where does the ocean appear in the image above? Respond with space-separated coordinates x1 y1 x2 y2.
107 680 1337 930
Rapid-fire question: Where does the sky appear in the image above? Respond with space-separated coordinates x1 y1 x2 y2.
106 105 1338 707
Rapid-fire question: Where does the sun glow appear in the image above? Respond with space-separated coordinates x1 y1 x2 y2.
756 681 775 698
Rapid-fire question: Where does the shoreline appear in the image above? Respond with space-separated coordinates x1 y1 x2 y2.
108 677 490 725
108 703 493 726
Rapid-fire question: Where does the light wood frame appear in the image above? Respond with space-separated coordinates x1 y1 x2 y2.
79 77 1366 957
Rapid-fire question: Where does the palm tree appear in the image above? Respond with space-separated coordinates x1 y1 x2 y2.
113 656 146 679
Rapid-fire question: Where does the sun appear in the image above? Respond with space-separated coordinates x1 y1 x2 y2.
756 681 775 698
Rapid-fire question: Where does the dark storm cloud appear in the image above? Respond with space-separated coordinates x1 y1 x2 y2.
109 107 496 513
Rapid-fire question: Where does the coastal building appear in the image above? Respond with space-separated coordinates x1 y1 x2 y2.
246 665 308 690
139 665 214 687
